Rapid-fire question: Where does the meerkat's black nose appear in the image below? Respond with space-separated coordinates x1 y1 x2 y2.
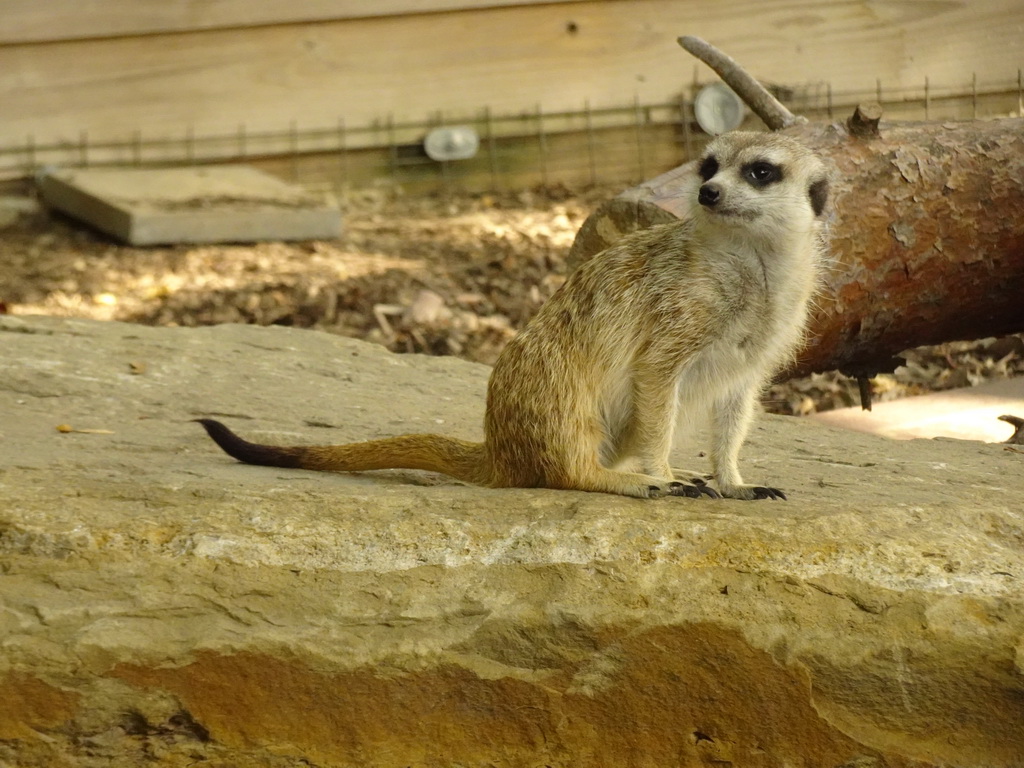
698 184 721 207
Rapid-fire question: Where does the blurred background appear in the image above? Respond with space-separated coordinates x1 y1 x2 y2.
2 0 1021 191
2 1 1023 428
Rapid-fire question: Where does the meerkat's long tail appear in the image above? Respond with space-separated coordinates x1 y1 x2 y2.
194 419 492 485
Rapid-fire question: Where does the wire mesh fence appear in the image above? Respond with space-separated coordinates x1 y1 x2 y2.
2 73 1021 192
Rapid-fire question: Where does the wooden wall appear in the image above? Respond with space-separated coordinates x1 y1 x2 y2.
2 0 1021 179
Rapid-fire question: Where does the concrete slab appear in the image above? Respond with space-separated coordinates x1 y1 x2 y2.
810 376 1024 442
37 165 342 245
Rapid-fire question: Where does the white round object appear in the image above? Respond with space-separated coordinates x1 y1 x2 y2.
693 82 746 135
424 126 480 161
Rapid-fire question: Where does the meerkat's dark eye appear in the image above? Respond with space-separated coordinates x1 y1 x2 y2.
743 161 782 187
698 155 719 182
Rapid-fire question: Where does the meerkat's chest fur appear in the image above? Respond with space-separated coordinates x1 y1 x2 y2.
679 235 818 407
590 217 820 417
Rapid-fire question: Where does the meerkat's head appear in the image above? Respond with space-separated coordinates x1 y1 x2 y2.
694 132 829 237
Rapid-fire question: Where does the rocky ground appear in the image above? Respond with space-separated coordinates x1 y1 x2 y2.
2 186 1022 415
2 314 1023 767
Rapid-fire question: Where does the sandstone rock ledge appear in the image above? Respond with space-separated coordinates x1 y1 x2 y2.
1 315 1022 768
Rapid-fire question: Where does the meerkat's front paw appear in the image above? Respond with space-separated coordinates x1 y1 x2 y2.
668 481 721 499
720 483 782 501
627 480 720 499
718 484 787 501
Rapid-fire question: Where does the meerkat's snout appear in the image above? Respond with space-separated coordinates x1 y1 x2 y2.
697 183 721 208
697 153 723 210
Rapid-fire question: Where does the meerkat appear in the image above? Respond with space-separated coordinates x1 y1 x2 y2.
197 131 830 500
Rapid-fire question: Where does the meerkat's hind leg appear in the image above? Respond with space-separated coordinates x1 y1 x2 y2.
603 360 722 498
667 390 716 492
670 468 721 498
610 460 718 498
565 466 708 499
586 467 673 499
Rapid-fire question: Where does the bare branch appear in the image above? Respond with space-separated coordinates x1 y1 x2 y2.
999 415 1024 445
847 103 883 138
677 35 802 131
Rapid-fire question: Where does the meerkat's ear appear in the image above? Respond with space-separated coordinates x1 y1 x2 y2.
808 178 829 217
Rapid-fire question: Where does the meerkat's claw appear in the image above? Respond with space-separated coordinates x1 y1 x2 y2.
668 482 699 498
718 484 787 500
751 486 787 500
667 481 718 499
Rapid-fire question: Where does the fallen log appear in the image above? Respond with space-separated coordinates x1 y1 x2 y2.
569 39 1024 385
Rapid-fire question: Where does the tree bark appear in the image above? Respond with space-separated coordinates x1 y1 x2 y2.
569 116 1024 379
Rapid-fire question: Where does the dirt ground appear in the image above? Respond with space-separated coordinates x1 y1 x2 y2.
1 185 1022 415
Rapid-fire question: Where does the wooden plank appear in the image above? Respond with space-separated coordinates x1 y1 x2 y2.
2 0 1021 161
37 166 342 245
0 0 592 44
